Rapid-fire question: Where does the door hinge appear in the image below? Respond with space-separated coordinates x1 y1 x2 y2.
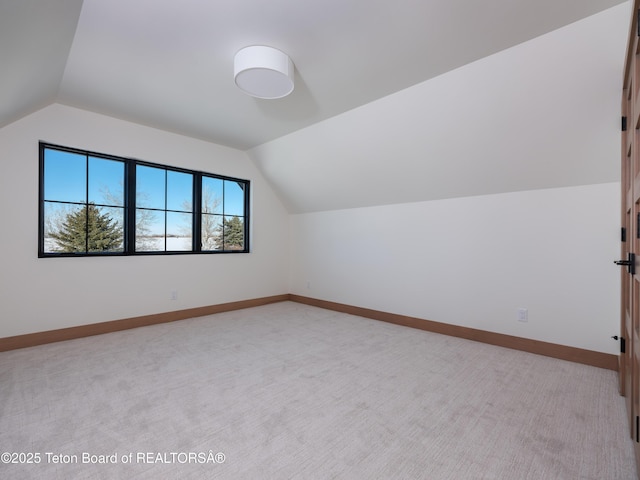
636 416 639 443
622 227 627 242
612 336 626 354
623 116 628 132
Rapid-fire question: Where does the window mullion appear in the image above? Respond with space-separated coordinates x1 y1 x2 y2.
164 170 168 252
221 180 225 250
193 173 202 252
126 161 136 254
85 154 90 253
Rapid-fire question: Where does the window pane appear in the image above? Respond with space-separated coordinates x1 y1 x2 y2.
134 208 158 246
136 208 164 251
136 165 165 209
202 177 223 214
45 203 87 253
88 206 124 253
167 211 192 251
201 214 222 251
167 171 192 212
223 216 244 250
44 149 86 203
44 202 80 253
224 180 245 216
89 157 125 206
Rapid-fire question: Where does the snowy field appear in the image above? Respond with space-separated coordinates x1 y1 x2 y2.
43 236 193 253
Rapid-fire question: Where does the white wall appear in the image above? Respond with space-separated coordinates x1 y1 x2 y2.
278 5 627 356
0 104 290 337
0 6 625 358
249 4 627 213
290 183 621 354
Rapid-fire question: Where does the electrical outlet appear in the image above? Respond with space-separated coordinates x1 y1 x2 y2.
517 308 528 322
171 290 178 301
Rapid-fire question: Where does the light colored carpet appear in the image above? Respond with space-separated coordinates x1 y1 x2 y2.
0 301 636 479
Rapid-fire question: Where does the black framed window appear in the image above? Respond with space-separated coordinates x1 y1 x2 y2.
39 143 250 257
135 165 194 252
201 176 247 251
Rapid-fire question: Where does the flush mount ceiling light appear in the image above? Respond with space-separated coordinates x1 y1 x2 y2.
234 46 294 99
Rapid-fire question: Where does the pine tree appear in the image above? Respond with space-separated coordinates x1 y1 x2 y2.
49 204 122 253
214 216 244 250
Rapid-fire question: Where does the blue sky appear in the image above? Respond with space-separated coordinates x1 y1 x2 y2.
44 148 246 236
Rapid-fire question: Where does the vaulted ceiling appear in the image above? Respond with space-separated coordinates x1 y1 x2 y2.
0 0 630 213
1 0 627 150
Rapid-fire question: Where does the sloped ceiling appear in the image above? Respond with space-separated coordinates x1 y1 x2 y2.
0 0 629 212
248 4 629 212
0 0 82 128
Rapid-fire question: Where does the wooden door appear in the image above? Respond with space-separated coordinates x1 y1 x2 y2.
621 2 640 469
621 67 632 426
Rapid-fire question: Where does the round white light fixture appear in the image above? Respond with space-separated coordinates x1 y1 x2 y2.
234 46 294 99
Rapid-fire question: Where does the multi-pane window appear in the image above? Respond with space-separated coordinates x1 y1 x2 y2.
42 149 125 254
201 176 247 251
39 143 249 257
136 165 194 252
